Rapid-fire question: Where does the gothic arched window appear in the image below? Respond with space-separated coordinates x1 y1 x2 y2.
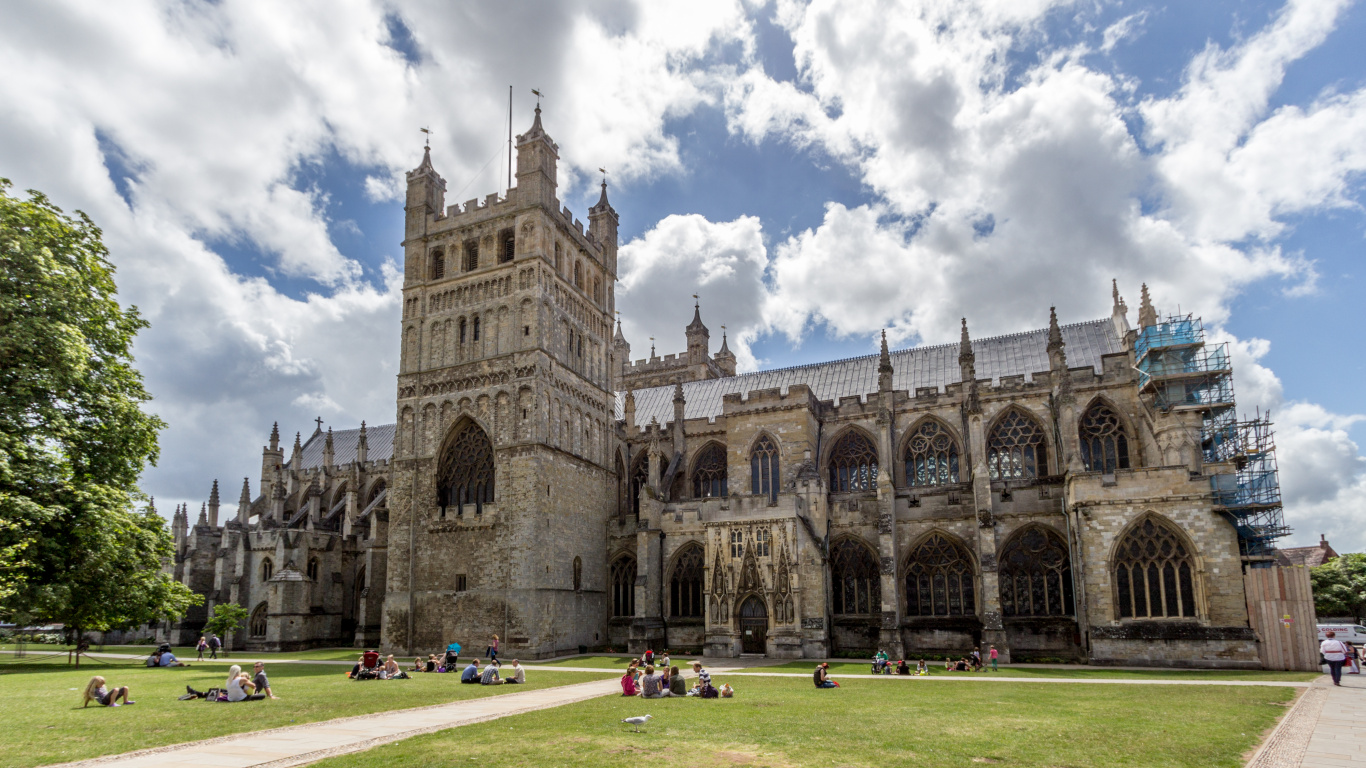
610 555 636 617
750 435 780 503
307 558 319 581
429 248 444 280
669 544 704 618
436 422 495 515
828 431 878 493
572 556 582 591
831 538 880 615
630 455 650 519
905 420 960 487
499 229 514 263
472 316 481 342
574 261 583 289
1114 517 1198 619
1080 401 1131 473
692 443 728 498
260 558 273 582
365 479 386 507
988 408 1048 480
905 534 976 616
249 602 268 637
999 526 1073 617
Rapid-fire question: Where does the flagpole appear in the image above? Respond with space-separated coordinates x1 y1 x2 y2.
507 85 513 191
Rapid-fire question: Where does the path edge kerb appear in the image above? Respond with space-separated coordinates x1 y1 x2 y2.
41 677 619 768
1244 678 1329 768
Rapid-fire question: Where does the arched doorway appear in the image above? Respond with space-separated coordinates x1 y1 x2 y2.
739 596 767 654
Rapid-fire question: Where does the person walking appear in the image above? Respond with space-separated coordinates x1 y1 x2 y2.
196 636 208 662
988 645 999 672
1321 631 1349 686
487 634 499 662
208 634 222 659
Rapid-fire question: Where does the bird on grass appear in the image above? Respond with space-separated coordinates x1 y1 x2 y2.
621 714 652 732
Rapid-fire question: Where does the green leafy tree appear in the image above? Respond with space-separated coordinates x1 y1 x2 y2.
0 179 199 651
1310 553 1366 623
203 603 248 655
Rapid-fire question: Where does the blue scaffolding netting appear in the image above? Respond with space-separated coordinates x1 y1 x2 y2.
1136 315 1289 561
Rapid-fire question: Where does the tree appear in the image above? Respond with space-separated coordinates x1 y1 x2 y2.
1311 553 1366 623
203 603 248 655
0 179 198 648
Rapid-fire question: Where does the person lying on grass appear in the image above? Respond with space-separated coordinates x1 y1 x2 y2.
82 676 134 707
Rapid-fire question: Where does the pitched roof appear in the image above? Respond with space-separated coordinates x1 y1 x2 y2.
299 423 396 469
1276 545 1337 568
620 318 1123 429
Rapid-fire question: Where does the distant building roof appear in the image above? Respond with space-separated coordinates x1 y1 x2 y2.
1276 535 1338 568
299 423 396 469
619 317 1123 428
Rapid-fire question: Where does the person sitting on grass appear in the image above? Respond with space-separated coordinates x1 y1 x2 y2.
412 657 425 673
505 659 525 684
660 650 671 672
641 664 672 698
460 659 481 684
226 665 265 701
916 660 928 676
427 654 439 673
253 662 279 699
668 665 687 696
480 660 503 685
813 662 838 689
82 676 134 707
954 658 971 672
621 665 640 696
896 659 909 675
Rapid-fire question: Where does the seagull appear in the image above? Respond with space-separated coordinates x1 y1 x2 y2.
621 714 652 732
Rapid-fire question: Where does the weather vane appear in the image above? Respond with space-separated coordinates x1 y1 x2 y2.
420 126 432 147
693 293 699 308
531 88 543 106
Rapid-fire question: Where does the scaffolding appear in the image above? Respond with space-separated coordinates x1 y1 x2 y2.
1136 315 1289 562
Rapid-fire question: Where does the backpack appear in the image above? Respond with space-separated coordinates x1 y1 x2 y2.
701 683 719 699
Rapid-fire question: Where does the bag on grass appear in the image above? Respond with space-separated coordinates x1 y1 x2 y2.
720 684 734 698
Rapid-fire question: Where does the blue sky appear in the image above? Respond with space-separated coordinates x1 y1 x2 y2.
0 0 1363 549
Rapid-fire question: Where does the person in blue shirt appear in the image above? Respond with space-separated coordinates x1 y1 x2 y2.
159 650 189 667
460 660 481 683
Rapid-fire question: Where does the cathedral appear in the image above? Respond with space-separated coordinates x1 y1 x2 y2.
163 106 1290 668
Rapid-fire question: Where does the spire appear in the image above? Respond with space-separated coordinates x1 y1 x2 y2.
685 297 710 365
528 103 545 136
147 496 156 516
323 426 335 468
207 479 220 527
958 318 973 363
1047 306 1067 371
269 421 280 451
718 328 733 357
613 317 626 344
686 297 708 334
292 431 303 470
674 381 686 404
877 330 893 392
593 179 611 212
356 420 368 465
1112 279 1121 311
197 502 208 526
413 144 436 175
238 477 251 507
1138 283 1157 328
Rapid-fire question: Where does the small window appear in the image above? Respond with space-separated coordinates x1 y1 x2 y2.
429 248 444 280
554 242 562 271
523 326 530 336
577 335 583 357
456 574 468 592
463 239 479 271
499 229 514 264
260 558 274 581
730 530 744 558
307 558 319 581
473 317 480 341
755 528 770 557
459 318 467 344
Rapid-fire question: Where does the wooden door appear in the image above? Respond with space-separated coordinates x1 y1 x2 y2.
740 596 768 654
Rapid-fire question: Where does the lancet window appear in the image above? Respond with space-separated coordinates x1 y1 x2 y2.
463 239 478 271
436 422 495 515
904 420 960 487
260 558 273 581
1114 517 1198 619
830 538 880 615
905 534 976 616
610 555 636 617
750 435 780 503
999 526 1073 617
630 455 650 519
669 544 704 618
692 443 728 498
499 229 514 264
828 431 878 493
249 603 268 637
987 408 1048 480
429 248 444 280
1080 401 1131 473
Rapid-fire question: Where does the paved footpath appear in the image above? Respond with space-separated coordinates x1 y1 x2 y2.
1246 671 1365 768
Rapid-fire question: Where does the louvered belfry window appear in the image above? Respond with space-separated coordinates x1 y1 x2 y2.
905 420 959 487
831 538 880 615
988 408 1048 479
436 423 495 515
1079 402 1131 473
692 443 728 498
1114 518 1198 619
828 431 878 493
999 526 1074 617
905 534 976 616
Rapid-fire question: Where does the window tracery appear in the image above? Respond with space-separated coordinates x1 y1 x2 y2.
436 422 495 515
828 431 878 493
249 603 268 637
988 409 1048 480
905 534 976 616
692 443 728 498
669 544 704 618
830 538 880 615
905 420 960 487
1080 401 1131 473
610 555 636 617
1114 517 1198 619
750 435 780 503
999 526 1073 617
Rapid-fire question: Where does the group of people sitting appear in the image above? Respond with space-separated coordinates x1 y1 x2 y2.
411 649 463 674
868 656 929 675
145 643 190 668
181 662 278 701
621 653 729 699
458 658 525 685
349 650 411 680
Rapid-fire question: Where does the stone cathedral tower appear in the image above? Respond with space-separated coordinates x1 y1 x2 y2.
384 106 620 656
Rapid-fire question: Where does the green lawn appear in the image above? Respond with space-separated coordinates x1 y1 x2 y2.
313 674 1296 768
533 655 653 669
0 660 613 768
0 644 373 661
735 660 1319 682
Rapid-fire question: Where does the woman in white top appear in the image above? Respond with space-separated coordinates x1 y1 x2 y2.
225 665 264 701
1321 631 1349 687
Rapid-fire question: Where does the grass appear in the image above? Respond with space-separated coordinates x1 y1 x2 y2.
734 660 1320 682
312 673 1296 768
0 644 373 661
0 658 614 768
534 655 651 668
